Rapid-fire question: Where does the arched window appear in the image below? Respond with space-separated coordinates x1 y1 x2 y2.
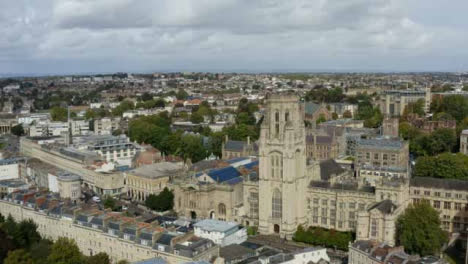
272 189 282 219
275 111 280 122
285 111 289 122
218 203 226 215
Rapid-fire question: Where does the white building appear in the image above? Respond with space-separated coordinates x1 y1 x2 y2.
0 158 21 181
194 219 247 246
73 134 137 165
48 173 59 193
283 248 330 264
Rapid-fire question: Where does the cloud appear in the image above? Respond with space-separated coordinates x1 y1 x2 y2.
0 0 465 73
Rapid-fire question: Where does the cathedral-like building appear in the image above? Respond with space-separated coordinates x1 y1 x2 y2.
172 94 468 247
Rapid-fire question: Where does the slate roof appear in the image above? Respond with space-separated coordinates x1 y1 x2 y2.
319 159 345 181
90 217 103 226
306 135 333 144
220 244 255 262
304 102 321 115
225 140 247 151
156 233 175 246
132 258 168 264
140 232 153 241
411 177 468 192
205 166 241 183
368 200 397 214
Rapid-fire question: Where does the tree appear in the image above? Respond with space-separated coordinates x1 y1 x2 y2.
145 188 174 212
343 110 352 118
47 237 83 264
402 99 425 120
432 95 468 122
0 229 15 263
398 122 421 140
103 196 117 211
331 112 338 120
190 112 204 124
112 100 134 117
14 219 41 248
50 106 68 122
414 153 468 180
176 89 188 100
140 92 153 102
11 124 25 137
86 252 111 264
4 249 33 264
29 239 53 263
397 201 448 256
85 109 96 120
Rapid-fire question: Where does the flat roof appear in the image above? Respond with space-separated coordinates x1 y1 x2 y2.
194 219 239 233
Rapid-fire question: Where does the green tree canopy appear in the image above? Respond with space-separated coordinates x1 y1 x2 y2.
342 110 352 118
4 249 33 264
414 153 468 180
86 252 111 264
431 95 468 122
190 112 204 124
50 106 68 122
397 201 448 256
47 237 83 264
145 188 174 212
176 89 188 100
11 124 25 137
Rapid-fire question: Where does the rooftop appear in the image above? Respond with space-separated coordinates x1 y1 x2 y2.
194 219 239 233
130 162 183 179
411 177 468 192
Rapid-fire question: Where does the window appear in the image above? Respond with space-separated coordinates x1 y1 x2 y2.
371 219 378 237
374 153 379 159
359 203 365 210
270 153 283 179
313 198 319 205
435 192 440 197
313 207 318 216
218 203 226 215
349 202 356 209
445 193 451 198
413 189 420 195
349 212 355 220
321 208 327 216
272 189 282 219
444 202 451 210
455 203 462 210
322 199 328 206
331 200 336 207
433 201 440 209
383 154 388 160
285 112 289 122
250 193 259 218
424 191 430 196
321 217 327 225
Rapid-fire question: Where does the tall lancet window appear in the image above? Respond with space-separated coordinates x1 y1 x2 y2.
270 153 283 179
272 189 282 219
275 111 280 136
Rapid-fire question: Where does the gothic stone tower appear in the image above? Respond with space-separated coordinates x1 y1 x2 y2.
258 94 307 238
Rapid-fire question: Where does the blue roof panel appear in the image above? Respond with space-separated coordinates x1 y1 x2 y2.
207 166 241 183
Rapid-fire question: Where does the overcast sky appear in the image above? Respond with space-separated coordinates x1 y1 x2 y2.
1 0 468 75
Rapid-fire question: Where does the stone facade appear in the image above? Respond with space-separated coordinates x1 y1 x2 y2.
379 88 431 117
126 162 184 202
258 94 308 238
461 130 468 155
0 195 218 264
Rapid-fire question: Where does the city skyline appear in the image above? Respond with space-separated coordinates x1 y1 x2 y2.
2 0 468 75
